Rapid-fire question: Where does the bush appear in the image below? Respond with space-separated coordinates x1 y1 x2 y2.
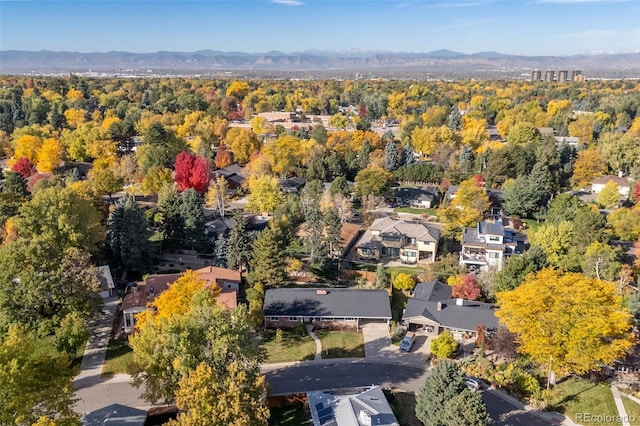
430 330 458 359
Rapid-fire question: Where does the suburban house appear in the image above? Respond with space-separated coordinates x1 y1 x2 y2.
459 220 524 271
612 345 640 382
295 221 363 259
279 176 306 193
263 288 392 329
97 265 115 299
591 175 633 197
307 386 399 426
121 266 240 333
402 280 499 338
393 185 439 209
214 163 246 191
355 217 440 264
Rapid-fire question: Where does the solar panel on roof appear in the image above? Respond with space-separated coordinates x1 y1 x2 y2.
315 402 323 411
317 407 332 418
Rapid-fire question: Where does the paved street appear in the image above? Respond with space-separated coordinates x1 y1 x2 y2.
482 390 557 426
263 360 428 395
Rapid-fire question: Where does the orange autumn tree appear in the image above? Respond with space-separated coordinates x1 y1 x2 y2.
497 268 633 375
447 274 482 301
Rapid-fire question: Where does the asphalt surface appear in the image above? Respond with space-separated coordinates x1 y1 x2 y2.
482 390 555 426
264 360 428 395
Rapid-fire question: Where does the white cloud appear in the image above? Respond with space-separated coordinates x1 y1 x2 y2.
270 0 303 5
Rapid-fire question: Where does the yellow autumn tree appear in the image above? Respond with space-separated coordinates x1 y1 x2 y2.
571 149 607 188
136 270 220 329
497 268 634 375
36 138 63 172
13 134 43 164
63 108 87 128
245 175 283 214
461 118 489 150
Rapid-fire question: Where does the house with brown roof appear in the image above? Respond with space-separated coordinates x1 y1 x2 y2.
355 217 439 264
121 266 240 333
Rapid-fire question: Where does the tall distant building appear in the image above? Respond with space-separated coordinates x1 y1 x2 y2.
572 70 584 81
531 70 542 82
544 70 555 82
558 70 569 82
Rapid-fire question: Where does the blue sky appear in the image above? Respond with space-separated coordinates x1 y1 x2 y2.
1 0 638 56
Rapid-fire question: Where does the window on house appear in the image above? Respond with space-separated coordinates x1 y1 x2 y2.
125 314 132 328
489 236 500 241
382 235 400 242
288 317 298 321
270 317 280 321
403 251 416 257
488 252 500 259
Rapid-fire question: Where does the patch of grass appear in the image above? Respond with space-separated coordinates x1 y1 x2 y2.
391 289 408 322
315 330 365 358
522 218 542 233
385 265 425 278
394 207 439 218
621 395 640 425
547 378 619 426
149 231 164 242
33 334 86 373
269 405 312 426
385 390 422 426
102 337 133 377
263 329 317 363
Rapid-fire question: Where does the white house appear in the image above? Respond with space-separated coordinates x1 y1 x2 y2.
97 265 115 298
591 175 633 197
459 220 524 271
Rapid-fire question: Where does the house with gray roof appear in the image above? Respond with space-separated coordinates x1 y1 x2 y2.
355 217 440 264
402 281 498 338
459 220 524 271
307 385 399 426
263 288 391 329
82 403 147 426
393 185 439 209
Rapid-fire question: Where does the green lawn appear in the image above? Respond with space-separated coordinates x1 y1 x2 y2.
102 336 133 377
315 330 365 358
393 207 439 218
33 334 86 373
547 378 620 426
385 390 422 426
522 218 542 233
385 265 425 278
263 329 317 363
621 395 640 425
269 405 312 426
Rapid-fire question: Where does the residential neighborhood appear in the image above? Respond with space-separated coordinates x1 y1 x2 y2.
1 61 640 426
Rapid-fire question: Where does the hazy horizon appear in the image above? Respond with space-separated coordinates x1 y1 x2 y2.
1 0 638 57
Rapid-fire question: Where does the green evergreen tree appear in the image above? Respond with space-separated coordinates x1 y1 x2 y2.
448 106 462 131
157 184 184 248
442 389 490 426
227 215 252 271
179 188 205 249
2 170 28 197
375 263 387 289
107 193 152 273
402 143 416 166
357 140 371 170
213 233 228 267
248 226 286 287
302 180 326 264
323 207 342 258
415 360 466 426
384 140 400 171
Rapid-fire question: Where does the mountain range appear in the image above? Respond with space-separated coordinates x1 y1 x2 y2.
2 49 639 77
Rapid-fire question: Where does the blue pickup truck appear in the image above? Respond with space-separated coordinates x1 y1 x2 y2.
399 331 416 352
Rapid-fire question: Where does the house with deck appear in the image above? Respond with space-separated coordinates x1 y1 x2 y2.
459 220 524 272
355 217 440 264
307 386 399 426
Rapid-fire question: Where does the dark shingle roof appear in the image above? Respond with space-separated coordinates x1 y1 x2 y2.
403 281 498 332
263 288 391 319
82 404 147 426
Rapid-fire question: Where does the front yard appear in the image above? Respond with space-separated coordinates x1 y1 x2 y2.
547 378 620 426
102 336 133 377
314 330 365 358
385 389 422 426
263 329 317 363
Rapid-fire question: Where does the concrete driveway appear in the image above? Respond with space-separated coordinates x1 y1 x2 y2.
361 322 430 366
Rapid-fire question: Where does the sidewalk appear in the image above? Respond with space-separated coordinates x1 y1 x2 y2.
490 388 576 425
74 297 120 389
306 325 323 360
612 385 631 426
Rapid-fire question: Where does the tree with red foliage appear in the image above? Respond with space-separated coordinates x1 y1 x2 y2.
11 157 36 179
632 180 640 203
358 103 367 118
450 274 482 301
473 173 485 187
174 151 210 193
214 144 232 169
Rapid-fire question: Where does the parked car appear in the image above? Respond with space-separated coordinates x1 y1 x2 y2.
464 376 483 392
399 331 416 352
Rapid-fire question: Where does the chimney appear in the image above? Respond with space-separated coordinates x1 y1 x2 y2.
456 298 464 306
316 289 327 295
437 301 442 311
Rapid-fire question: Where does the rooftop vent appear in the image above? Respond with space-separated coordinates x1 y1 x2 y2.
437 301 442 311
456 298 464 306
359 410 372 426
